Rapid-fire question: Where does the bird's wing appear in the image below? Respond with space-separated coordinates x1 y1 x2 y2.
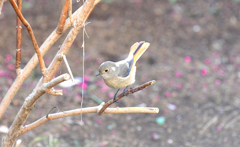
123 41 150 77
116 60 130 77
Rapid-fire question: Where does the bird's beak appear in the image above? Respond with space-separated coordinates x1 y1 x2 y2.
96 73 100 76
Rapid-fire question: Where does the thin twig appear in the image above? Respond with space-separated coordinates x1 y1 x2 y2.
19 105 159 135
0 0 102 120
63 55 75 83
46 106 59 118
9 0 46 74
97 80 156 115
57 0 69 34
15 0 22 74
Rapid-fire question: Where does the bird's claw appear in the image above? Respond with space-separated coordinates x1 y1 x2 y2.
123 86 129 96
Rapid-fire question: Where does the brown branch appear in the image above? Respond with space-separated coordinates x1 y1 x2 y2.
19 105 159 135
57 0 69 34
97 80 156 115
2 74 70 147
0 0 102 120
9 0 46 74
15 0 22 74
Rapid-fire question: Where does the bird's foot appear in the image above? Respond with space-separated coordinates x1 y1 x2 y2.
113 89 120 102
123 86 129 96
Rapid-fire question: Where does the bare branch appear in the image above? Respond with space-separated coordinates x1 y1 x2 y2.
15 0 22 75
97 80 156 115
19 105 159 135
57 0 69 34
3 0 96 145
0 0 101 120
2 74 70 147
9 0 47 74
37 0 95 86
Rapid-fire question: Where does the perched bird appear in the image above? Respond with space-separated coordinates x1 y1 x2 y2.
96 41 150 101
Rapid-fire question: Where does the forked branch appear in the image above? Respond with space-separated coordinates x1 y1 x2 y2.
2 74 70 147
0 0 101 120
97 80 156 115
9 0 46 74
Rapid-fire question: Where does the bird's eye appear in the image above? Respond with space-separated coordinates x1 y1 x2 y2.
105 69 108 72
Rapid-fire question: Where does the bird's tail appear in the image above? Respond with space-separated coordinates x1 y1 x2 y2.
128 41 150 66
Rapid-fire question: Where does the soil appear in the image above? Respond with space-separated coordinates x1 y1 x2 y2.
1 0 240 147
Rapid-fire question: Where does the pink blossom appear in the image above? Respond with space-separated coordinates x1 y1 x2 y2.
218 70 224 76
96 119 102 124
79 82 88 90
202 83 208 89
217 126 222 131
84 76 89 82
201 69 207 76
108 92 114 98
213 52 219 58
96 80 102 86
177 83 182 89
63 89 70 94
5 54 12 62
7 64 15 70
101 87 108 93
75 93 82 100
0 71 5 77
165 92 171 98
215 79 221 85
204 58 211 65
175 71 181 78
185 56 191 63
155 96 160 101
62 127 67 132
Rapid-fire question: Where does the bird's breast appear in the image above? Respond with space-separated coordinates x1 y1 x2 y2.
103 73 135 89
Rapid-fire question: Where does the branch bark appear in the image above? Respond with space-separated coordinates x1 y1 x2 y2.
97 80 156 115
19 105 159 135
2 74 70 147
57 0 69 34
9 0 47 74
0 0 101 120
15 0 22 74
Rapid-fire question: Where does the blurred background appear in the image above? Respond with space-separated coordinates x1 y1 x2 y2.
1 0 240 146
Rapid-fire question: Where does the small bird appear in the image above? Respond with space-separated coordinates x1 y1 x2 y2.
96 41 150 101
